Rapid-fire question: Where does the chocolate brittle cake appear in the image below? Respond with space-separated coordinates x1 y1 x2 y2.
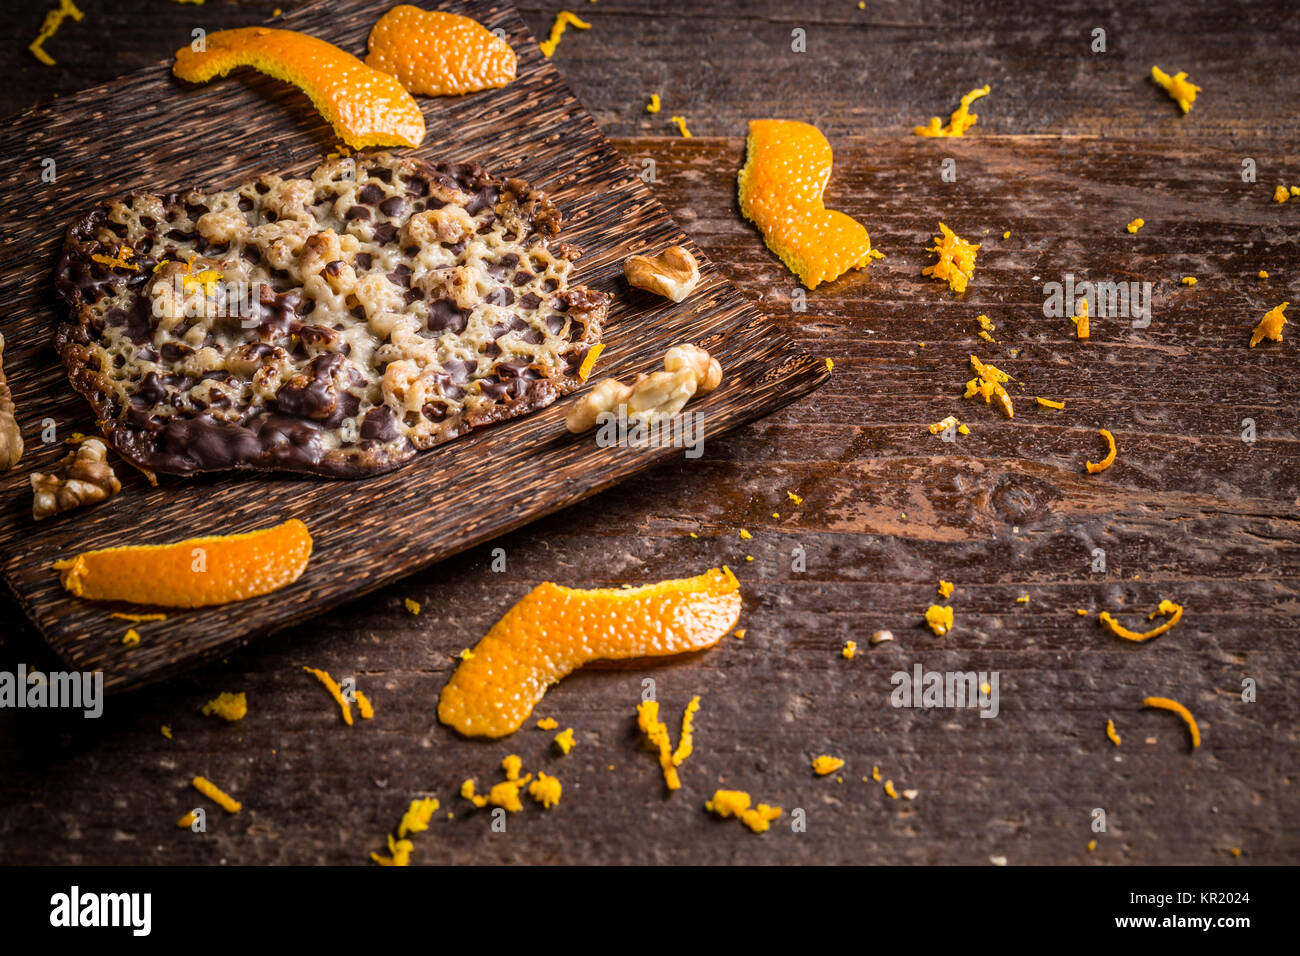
54 153 608 477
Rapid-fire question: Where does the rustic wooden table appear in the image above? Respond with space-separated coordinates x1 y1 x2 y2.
0 0 1296 865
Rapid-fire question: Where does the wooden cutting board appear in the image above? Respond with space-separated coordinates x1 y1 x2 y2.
0 0 825 690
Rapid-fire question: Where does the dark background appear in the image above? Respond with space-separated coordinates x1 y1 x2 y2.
0 0 1296 864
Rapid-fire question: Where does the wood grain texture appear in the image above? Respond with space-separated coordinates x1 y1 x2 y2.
0 0 1297 866
0 0 824 689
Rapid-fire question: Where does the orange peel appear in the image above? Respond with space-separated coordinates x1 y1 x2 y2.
1143 696 1200 749
1085 428 1117 474
738 119 880 290
923 223 980 294
173 27 425 149
365 5 516 96
1099 599 1183 642
439 568 741 737
53 519 312 608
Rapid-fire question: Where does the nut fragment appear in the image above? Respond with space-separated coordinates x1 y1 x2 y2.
31 439 122 520
869 630 894 645
0 334 22 469
664 344 722 394
564 378 633 433
623 245 701 303
565 343 723 433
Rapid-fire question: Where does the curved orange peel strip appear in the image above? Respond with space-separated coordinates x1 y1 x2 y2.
1099 599 1183 642
738 119 879 290
173 27 425 149
1105 718 1122 746
304 666 353 726
1085 428 1117 474
365 5 516 96
1143 696 1200 749
439 568 741 737
192 775 242 813
53 519 311 608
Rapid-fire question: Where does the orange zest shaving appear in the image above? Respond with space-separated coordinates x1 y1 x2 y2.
53 519 311 608
1151 66 1200 114
1143 696 1200 749
173 27 425 149
201 691 247 722
192 775 242 813
670 115 692 137
303 666 353 726
355 690 375 720
365 6 516 96
705 790 782 834
438 568 741 737
1127 218 1145 233
636 695 700 790
923 223 980 293
1106 718 1122 746
578 342 605 381
1099 599 1183 642
1085 428 1117 474
812 755 844 776
1036 397 1065 409
539 11 590 58
1071 297 1090 338
963 354 1014 418
913 84 990 137
29 0 83 67
737 119 880 290
1249 302 1287 347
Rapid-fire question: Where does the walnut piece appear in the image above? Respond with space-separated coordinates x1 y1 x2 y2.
31 439 122 520
565 343 723 433
623 245 701 303
0 334 22 469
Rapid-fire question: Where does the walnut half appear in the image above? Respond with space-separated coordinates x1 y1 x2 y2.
566 343 723 433
623 245 701 303
0 333 22 469
31 439 122 520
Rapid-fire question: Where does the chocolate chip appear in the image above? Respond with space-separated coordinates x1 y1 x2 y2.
361 405 399 441
373 222 397 244
345 205 371 221
380 196 406 217
426 299 470 334
358 183 384 205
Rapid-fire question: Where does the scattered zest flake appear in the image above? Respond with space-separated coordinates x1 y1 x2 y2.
554 726 576 754
110 612 166 623
636 696 700 790
371 797 440 866
739 528 752 540
528 772 562 809
1127 218 1145 233
787 491 803 505
91 247 138 272
929 414 960 435
201 691 247 722
1151 66 1201 114
914 85 990 137
539 10 590 58
1099 599 1183 642
964 354 1014 418
1275 185 1292 204
461 756 532 812
536 717 559 730
1071 297 1090 339
704 790 782 833
29 0 83 66
578 342 605 380
937 580 955 599
192 775 241 813
924 604 953 636
670 115 692 137
646 93 660 113
1144 696 1200 749
842 640 857 660
1085 428 1117 474
1036 397 1065 409
1249 302 1288 347
923 223 980 293
161 725 172 739
355 690 375 720
812 755 845 776
1258 270 1269 279
1106 718 1122 747
883 779 899 799
825 358 834 372
303 666 353 726
733 628 746 640
404 597 421 615
177 812 196 829
121 629 140 645
1016 595 1029 604
1182 276 1198 286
